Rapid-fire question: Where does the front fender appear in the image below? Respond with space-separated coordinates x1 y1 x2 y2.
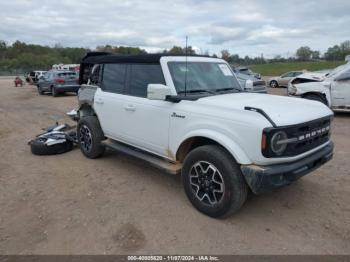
175 129 252 165
296 82 331 105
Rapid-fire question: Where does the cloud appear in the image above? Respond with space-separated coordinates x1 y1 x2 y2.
0 0 349 57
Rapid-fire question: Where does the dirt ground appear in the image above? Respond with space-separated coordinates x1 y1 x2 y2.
0 79 349 255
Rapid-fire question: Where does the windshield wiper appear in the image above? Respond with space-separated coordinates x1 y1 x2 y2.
215 87 242 93
178 89 215 95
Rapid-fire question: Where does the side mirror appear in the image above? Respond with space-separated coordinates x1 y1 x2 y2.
245 79 254 90
147 84 172 100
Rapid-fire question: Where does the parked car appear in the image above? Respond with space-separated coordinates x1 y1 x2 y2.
14 76 23 87
269 71 304 88
232 66 266 93
236 66 261 79
37 70 80 97
26 71 47 84
288 62 350 111
76 52 334 218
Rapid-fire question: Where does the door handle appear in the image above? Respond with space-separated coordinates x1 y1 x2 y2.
124 105 136 112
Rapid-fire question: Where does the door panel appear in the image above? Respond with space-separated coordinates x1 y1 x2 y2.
118 96 173 157
331 80 350 107
94 63 171 158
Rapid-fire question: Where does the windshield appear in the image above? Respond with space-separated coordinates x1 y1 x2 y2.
326 63 349 78
168 62 242 94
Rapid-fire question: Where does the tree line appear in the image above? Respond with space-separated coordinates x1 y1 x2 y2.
0 39 349 74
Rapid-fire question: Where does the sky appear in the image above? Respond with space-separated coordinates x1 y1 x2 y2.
0 0 349 58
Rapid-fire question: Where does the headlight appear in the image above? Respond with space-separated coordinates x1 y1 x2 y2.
270 131 288 155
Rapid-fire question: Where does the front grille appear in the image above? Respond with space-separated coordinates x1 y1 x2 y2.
284 117 331 156
262 116 332 158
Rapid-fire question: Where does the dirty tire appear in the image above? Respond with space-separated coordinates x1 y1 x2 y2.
51 86 58 97
30 137 73 155
182 145 248 218
77 116 105 159
270 80 278 88
303 93 328 105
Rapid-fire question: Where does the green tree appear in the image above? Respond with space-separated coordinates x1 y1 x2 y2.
296 46 313 61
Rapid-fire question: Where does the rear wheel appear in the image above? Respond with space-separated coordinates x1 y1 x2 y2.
182 145 248 218
270 80 278 88
77 116 105 159
303 93 328 105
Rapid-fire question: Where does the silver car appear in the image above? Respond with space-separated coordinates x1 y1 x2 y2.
269 71 304 88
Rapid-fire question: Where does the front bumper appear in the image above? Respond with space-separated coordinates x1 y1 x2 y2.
241 142 334 194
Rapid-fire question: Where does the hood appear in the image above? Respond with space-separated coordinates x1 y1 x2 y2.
197 93 333 127
295 72 326 82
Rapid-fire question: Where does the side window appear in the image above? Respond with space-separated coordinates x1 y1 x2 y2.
128 64 165 97
281 72 291 78
102 64 127 94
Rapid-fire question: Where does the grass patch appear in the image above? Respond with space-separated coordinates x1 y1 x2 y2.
249 61 345 76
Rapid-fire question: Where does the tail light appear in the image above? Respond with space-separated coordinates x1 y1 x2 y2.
55 78 65 84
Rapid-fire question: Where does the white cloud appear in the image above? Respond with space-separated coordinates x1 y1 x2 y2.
0 0 349 57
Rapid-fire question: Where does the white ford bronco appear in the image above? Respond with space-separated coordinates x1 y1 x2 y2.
77 52 334 218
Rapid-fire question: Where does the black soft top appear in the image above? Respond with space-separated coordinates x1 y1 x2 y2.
81 51 210 64
79 52 210 84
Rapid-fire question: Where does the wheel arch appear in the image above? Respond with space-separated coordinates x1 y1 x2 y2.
175 131 251 165
78 103 97 118
301 91 329 105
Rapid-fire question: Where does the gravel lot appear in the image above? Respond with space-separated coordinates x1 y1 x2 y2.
0 79 349 255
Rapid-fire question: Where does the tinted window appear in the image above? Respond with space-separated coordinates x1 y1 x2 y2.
102 64 127 93
128 64 165 97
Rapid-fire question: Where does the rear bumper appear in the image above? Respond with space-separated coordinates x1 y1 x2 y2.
54 85 80 93
241 142 334 194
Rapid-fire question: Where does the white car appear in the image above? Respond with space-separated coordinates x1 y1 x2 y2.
76 53 334 218
288 62 350 111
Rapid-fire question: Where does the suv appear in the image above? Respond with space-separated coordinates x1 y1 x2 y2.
27 70 47 84
37 70 80 97
76 52 334 218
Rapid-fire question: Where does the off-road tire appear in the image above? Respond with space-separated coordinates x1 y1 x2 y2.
30 137 73 155
77 116 105 159
303 93 328 105
182 145 248 218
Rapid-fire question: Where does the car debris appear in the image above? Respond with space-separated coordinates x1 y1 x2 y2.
28 122 77 155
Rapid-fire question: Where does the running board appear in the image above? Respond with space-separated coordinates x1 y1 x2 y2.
102 139 182 175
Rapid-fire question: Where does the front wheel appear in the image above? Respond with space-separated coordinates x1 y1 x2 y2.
77 116 105 159
182 145 248 218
